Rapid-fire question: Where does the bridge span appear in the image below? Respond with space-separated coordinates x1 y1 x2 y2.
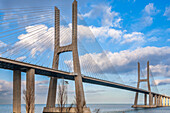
0 57 169 98
0 0 169 112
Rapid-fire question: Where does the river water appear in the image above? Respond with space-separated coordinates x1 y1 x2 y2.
0 104 170 113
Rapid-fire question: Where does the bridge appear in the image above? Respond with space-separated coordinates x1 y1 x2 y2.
0 0 169 113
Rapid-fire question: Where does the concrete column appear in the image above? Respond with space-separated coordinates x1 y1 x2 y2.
26 69 35 113
163 97 165 106
144 94 147 105
147 61 151 91
166 98 168 106
160 96 162 106
149 93 153 105
72 0 86 112
169 98 170 106
134 62 140 105
157 96 160 106
46 77 57 107
13 70 21 113
154 95 157 105
46 6 60 108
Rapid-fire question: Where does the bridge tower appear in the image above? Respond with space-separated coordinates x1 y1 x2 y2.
43 0 90 112
132 61 156 108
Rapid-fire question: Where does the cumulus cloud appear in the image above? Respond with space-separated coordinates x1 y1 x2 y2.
143 3 159 15
0 41 7 48
131 3 159 31
12 24 126 59
10 24 71 58
121 32 144 44
10 25 54 58
164 6 170 20
148 36 159 42
154 79 170 86
16 56 26 61
0 79 49 104
0 80 12 96
150 64 170 76
82 4 122 28
65 46 170 75
88 26 123 42
78 25 143 44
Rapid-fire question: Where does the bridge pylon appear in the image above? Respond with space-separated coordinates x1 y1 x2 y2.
132 61 157 108
43 0 90 113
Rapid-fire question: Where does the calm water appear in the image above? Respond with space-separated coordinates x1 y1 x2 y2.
0 104 170 113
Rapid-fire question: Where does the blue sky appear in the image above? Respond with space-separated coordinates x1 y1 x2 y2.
0 0 170 105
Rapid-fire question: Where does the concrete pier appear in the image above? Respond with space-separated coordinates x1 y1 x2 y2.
26 68 35 113
157 96 160 106
144 94 147 105
154 95 157 105
166 98 168 106
160 96 163 106
149 93 153 105
163 97 165 106
13 70 21 113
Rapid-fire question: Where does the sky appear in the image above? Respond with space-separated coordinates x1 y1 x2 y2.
0 0 170 105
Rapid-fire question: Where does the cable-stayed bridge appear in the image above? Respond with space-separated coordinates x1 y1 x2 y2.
0 0 169 113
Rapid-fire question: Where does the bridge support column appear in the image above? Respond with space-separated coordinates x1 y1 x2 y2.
13 70 21 113
72 0 86 112
26 68 35 113
166 97 168 106
144 94 147 105
46 77 57 108
163 97 165 106
154 95 157 105
157 96 159 106
44 6 60 112
160 96 163 106
149 93 153 105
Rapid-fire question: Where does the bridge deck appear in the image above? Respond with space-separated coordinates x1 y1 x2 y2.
0 57 169 98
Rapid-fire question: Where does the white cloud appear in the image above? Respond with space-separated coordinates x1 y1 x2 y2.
8 24 124 59
150 64 170 76
131 3 159 31
148 36 159 42
82 4 122 28
0 80 12 96
143 3 159 15
154 79 170 86
16 56 26 61
0 79 50 104
164 6 170 20
122 32 144 44
11 24 72 58
0 41 7 48
79 25 143 44
11 25 54 58
65 46 170 75
89 26 123 42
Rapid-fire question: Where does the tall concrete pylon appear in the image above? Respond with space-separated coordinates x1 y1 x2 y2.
44 0 87 112
132 61 155 108
45 7 60 109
